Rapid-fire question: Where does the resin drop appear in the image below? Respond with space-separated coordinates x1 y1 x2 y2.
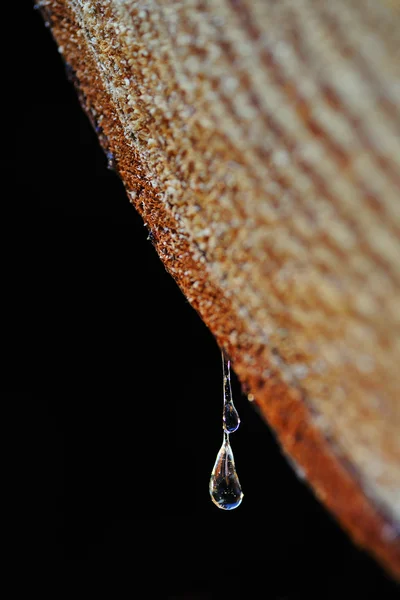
222 352 240 433
223 402 240 433
209 349 243 510
209 433 243 510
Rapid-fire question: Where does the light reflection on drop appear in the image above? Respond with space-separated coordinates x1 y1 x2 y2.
209 432 243 510
209 349 243 510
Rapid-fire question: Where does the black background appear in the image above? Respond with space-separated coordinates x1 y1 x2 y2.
23 4 400 597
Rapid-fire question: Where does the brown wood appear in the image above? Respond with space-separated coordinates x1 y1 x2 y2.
38 0 400 578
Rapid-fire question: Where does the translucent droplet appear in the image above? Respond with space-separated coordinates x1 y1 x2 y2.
209 433 243 510
222 352 240 433
209 349 243 510
223 401 240 433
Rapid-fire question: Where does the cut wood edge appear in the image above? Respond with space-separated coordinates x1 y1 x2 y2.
38 0 400 579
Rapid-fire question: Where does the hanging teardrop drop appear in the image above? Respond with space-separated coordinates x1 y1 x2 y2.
223 401 240 433
209 433 243 510
222 352 240 433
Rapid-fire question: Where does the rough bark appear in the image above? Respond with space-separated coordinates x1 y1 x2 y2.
38 0 400 578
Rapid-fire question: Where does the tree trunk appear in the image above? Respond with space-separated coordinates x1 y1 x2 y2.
37 0 400 578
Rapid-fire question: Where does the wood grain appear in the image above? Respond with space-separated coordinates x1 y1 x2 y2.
38 0 400 577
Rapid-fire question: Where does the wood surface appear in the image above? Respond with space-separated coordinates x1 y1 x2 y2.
37 0 400 578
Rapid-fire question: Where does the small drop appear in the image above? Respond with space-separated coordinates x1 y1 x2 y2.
222 352 240 433
209 433 243 510
223 401 240 433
